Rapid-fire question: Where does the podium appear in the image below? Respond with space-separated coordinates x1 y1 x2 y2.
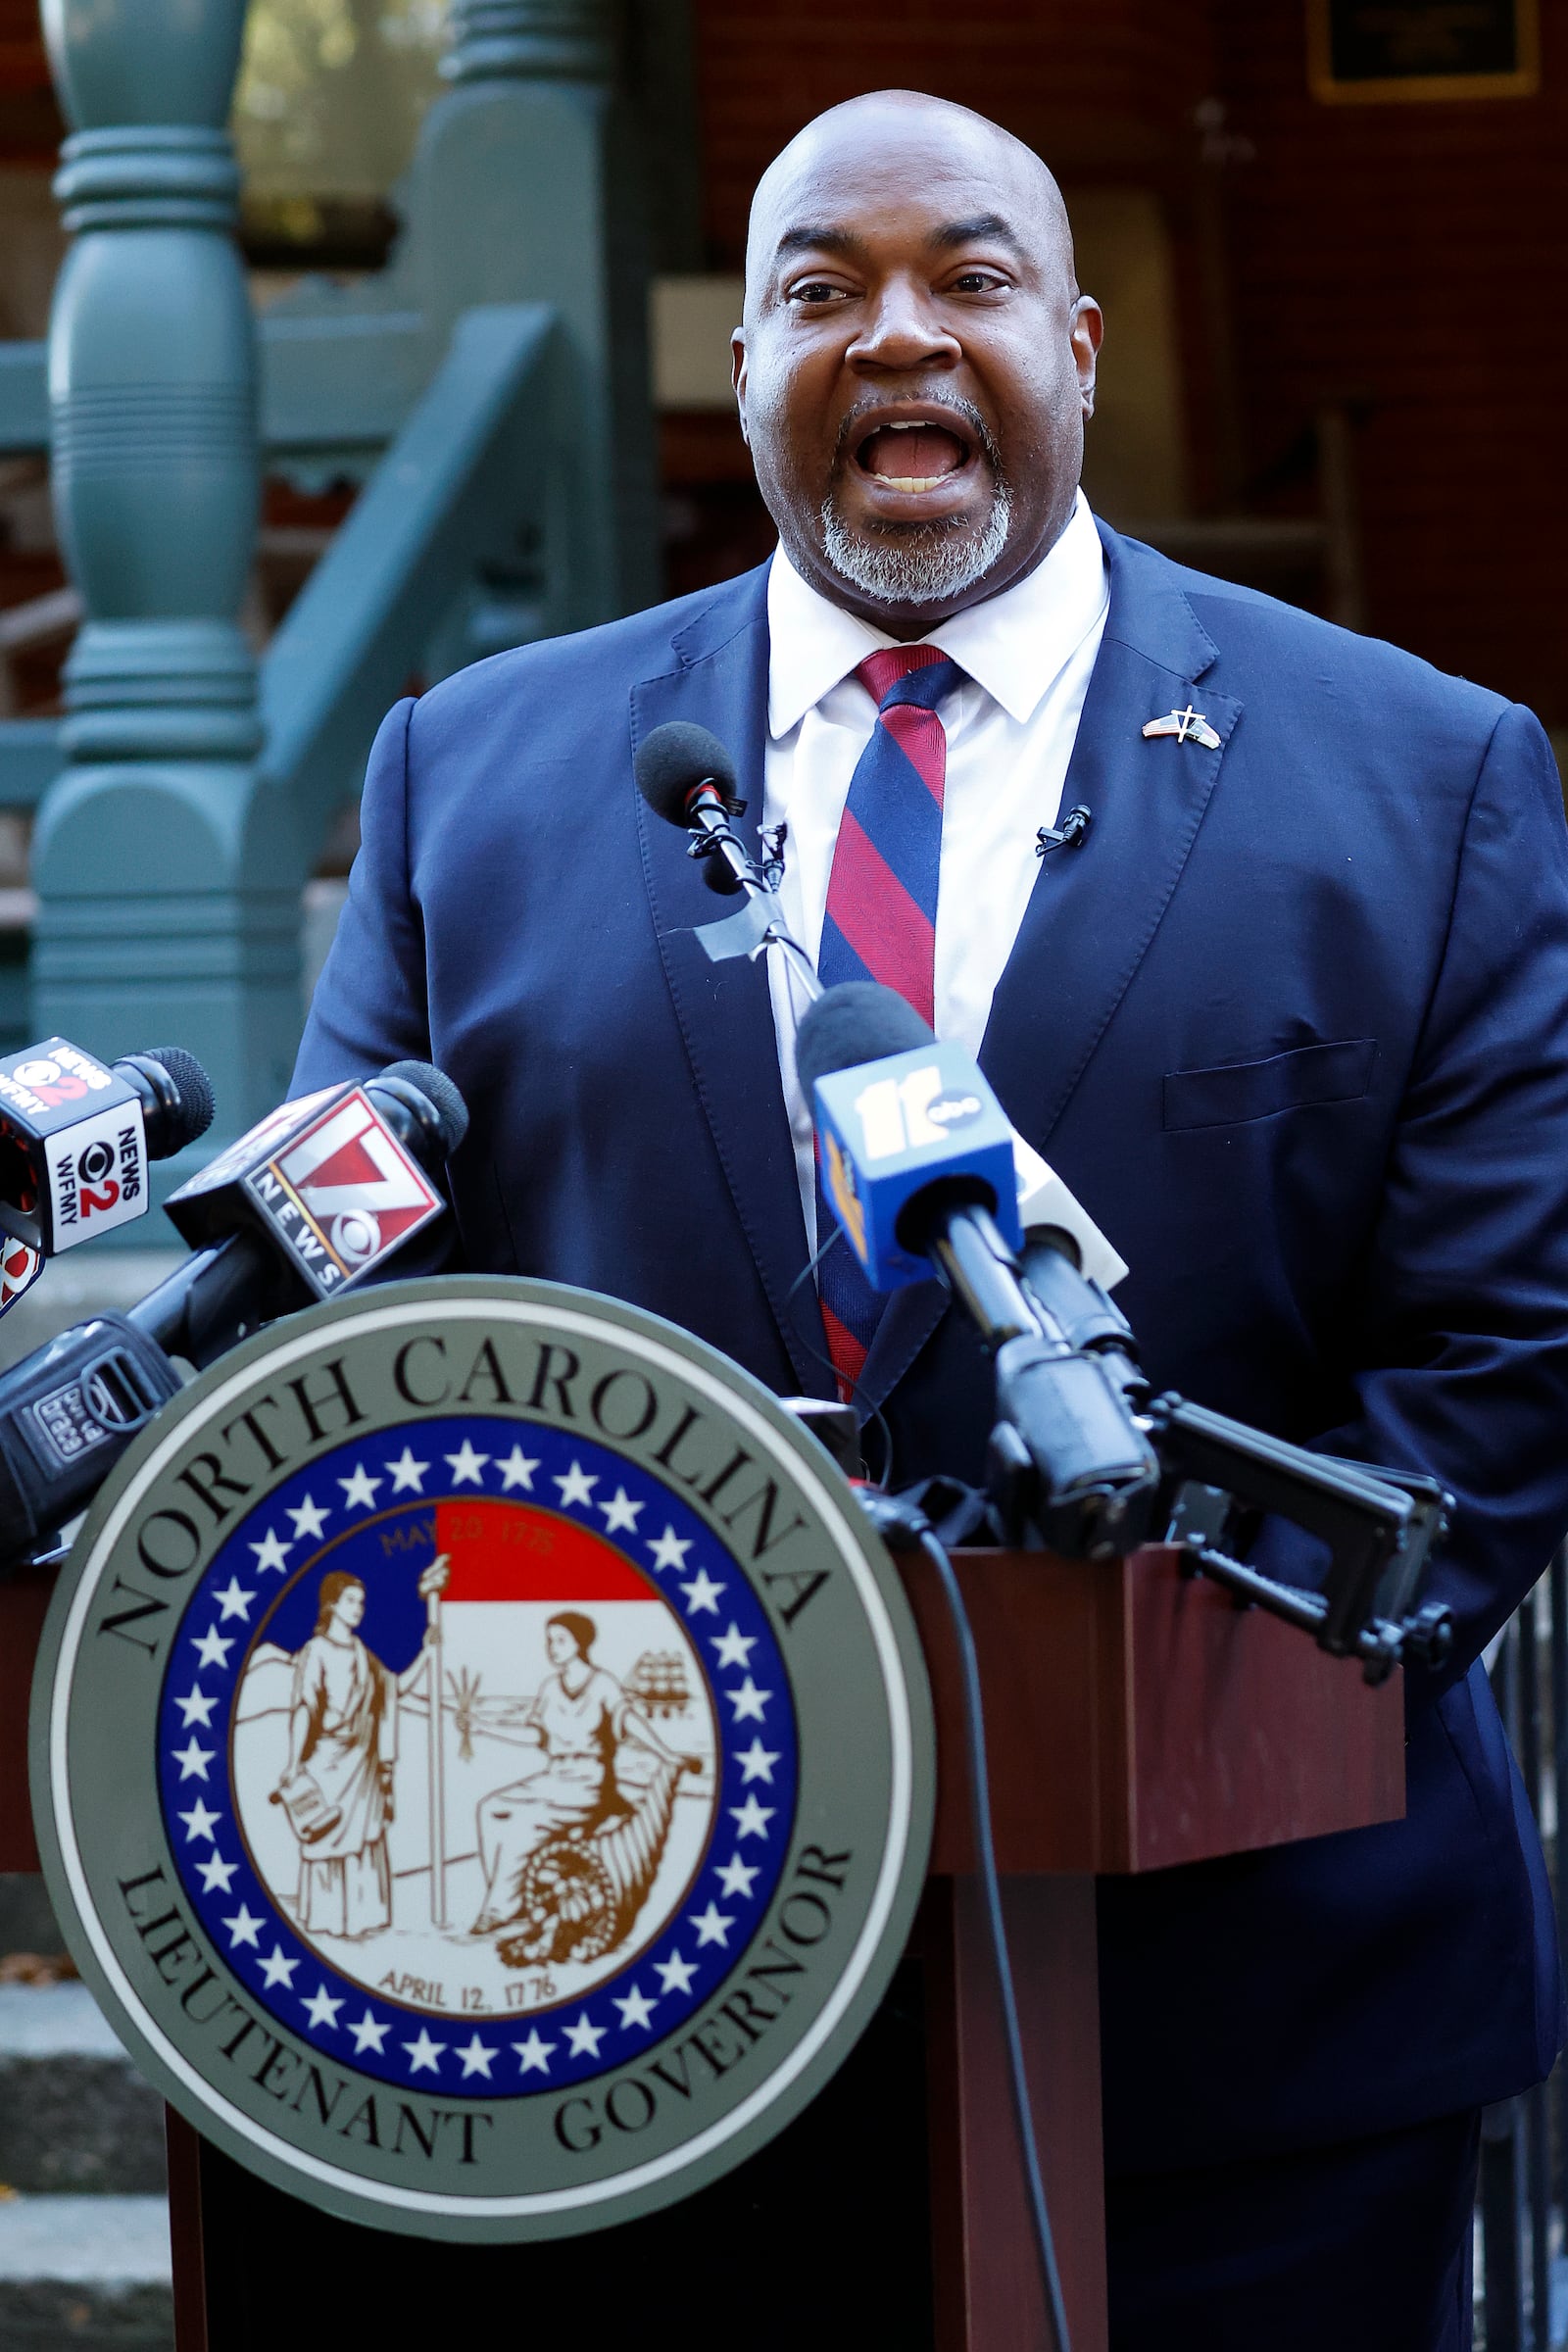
0 1544 1403 2352
905 1543 1403 2351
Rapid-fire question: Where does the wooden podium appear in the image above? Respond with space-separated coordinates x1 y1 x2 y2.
906 1544 1404 2352
0 1544 1403 2352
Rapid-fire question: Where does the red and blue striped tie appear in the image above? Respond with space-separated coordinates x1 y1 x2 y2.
814 644 964 1398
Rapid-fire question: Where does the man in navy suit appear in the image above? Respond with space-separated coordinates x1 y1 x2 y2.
297 89 1568 2349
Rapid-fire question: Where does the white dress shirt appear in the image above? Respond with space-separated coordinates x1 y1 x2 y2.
763 489 1110 1247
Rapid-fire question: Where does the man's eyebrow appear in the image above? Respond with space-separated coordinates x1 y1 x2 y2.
773 224 871 266
928 212 1027 258
771 214 1030 269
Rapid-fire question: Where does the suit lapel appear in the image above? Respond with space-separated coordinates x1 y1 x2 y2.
981 527 1240 1152
861 528 1243 1408
631 567 834 1397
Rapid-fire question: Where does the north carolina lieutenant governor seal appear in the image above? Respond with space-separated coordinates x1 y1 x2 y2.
298 88 1568 2352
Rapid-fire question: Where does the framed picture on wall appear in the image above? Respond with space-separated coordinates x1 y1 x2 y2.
1307 0 1540 103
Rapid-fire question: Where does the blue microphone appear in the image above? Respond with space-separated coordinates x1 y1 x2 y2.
798 983 1161 1555
799 984 1022 1296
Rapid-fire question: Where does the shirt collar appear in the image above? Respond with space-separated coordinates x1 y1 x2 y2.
765 490 1108 739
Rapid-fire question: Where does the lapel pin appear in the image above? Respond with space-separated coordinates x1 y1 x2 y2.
1143 705 1221 751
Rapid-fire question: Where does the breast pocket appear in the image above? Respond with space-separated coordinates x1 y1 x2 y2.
1162 1039 1377 1131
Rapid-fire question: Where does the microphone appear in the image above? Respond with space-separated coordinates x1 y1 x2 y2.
796 983 1128 1293
635 721 739 832
161 1058 464 1301
802 990 1459 1664
0 1061 468 1570
0 1039 214 1255
1018 1229 1143 1400
797 983 1161 1556
139 1059 468 1364
635 726 825 992
634 722 758 898
1011 1131 1128 1294
797 982 1022 1298
634 721 739 826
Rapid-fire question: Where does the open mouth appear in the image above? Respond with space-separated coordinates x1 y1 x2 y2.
851 415 977 495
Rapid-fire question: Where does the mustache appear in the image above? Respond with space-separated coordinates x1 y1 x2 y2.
831 395 1004 479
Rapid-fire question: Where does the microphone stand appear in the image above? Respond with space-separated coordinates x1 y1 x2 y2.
679 781 822 1000
893 1209 1456 1686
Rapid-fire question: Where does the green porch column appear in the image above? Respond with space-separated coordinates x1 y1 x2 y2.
30 0 305 1172
400 0 660 628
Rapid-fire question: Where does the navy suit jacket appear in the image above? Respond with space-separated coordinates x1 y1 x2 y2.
296 523 1568 2172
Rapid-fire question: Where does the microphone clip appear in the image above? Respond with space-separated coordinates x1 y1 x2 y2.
1036 806 1092 859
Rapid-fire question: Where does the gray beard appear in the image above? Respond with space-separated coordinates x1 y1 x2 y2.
818 480 1013 608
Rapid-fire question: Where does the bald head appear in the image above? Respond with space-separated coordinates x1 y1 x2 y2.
744 92 1075 319
732 90 1101 636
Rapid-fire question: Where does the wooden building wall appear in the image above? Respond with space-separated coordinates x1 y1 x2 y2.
691 0 1568 723
1215 3 1568 720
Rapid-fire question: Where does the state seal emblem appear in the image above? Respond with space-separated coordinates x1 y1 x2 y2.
31 1279 935 2236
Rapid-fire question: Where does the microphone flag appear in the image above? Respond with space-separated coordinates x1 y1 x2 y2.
812 1038 1022 1292
0 1238 41 1320
0 1038 150 1253
167 1082 443 1298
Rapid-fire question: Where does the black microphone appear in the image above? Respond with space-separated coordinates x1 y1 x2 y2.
0 1039 214 1256
635 724 828 991
136 1058 468 1364
112 1049 216 1158
797 984 1161 1557
1017 1230 1145 1409
634 721 739 825
635 722 760 898
0 1061 468 1571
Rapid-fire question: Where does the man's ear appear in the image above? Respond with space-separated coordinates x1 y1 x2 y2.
1071 296 1103 420
732 329 750 444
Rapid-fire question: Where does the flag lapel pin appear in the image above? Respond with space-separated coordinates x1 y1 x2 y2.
1143 705 1221 751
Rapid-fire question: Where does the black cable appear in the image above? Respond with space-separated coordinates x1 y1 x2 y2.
918 1524 1073 2352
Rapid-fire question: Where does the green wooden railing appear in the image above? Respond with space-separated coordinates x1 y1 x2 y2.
0 0 658 1207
